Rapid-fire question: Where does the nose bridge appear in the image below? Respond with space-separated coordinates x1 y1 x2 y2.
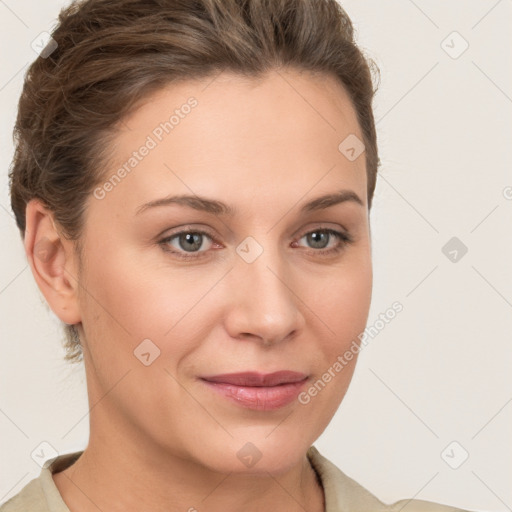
227 235 303 343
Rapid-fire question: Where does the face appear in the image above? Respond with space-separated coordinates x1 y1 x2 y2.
74 68 373 475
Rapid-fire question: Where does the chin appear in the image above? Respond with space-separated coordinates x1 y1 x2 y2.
190 427 313 476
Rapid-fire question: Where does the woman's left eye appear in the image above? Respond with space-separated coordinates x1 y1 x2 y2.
295 228 353 256
159 227 353 260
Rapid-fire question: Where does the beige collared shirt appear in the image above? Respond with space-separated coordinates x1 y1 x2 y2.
0 446 475 511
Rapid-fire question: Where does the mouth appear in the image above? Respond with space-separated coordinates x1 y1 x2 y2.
200 370 308 387
199 371 309 411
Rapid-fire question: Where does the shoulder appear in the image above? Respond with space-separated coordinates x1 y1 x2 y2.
0 451 82 512
307 446 477 512
0 477 47 512
386 498 475 512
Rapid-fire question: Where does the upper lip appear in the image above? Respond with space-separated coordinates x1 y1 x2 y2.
200 371 308 387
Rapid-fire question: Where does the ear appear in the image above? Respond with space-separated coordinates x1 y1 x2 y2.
24 199 82 325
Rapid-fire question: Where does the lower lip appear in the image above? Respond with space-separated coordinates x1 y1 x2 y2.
201 379 307 411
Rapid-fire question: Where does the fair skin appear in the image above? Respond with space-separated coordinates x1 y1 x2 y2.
25 68 372 512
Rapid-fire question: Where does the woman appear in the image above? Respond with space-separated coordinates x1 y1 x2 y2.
2 0 476 511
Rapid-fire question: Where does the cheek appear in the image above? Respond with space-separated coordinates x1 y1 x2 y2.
80 229 372 357
78 240 219 355
314 253 373 344
300 259 372 425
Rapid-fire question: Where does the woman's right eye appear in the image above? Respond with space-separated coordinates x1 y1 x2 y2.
159 230 216 260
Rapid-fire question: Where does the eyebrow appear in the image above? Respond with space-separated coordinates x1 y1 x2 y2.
135 189 364 216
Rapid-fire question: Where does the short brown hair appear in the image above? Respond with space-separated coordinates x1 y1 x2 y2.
9 0 380 364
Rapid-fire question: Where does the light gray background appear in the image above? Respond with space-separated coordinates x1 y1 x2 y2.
1 1 511 510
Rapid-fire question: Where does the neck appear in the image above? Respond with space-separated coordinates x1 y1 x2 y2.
52 430 325 512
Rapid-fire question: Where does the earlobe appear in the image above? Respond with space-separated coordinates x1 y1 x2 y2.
24 199 82 325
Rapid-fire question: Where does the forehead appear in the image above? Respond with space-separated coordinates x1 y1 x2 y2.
93 68 367 216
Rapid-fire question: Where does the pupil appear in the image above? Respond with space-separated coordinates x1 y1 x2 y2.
309 231 328 249
181 233 202 251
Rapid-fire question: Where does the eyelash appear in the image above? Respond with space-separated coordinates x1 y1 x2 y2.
158 227 354 261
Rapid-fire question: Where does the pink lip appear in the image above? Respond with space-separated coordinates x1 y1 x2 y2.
200 371 308 411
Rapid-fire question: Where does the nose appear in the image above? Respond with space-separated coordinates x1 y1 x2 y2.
223 243 306 346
